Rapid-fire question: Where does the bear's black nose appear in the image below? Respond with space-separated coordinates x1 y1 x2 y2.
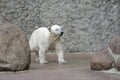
60 32 64 36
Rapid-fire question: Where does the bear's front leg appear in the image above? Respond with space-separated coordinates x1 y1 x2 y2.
39 49 48 64
55 42 66 64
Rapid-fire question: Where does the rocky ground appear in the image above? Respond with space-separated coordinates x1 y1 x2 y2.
0 53 120 80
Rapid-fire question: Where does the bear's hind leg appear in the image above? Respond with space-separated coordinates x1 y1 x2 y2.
38 48 48 64
35 52 39 62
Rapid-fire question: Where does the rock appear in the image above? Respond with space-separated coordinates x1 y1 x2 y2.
90 48 114 71
0 16 31 71
115 57 120 70
109 36 120 54
108 36 120 70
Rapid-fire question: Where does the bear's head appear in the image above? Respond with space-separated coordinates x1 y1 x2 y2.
49 25 63 36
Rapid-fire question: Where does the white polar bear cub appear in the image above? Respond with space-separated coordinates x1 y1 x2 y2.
29 25 66 64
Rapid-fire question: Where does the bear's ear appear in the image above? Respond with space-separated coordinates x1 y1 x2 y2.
60 26 63 28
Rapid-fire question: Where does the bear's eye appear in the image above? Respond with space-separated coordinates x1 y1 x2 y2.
56 29 59 31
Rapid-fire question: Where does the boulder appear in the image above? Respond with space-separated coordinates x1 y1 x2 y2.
90 48 114 71
115 57 120 70
0 16 31 71
109 36 120 54
108 36 120 70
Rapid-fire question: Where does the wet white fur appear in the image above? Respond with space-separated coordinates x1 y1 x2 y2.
29 25 66 64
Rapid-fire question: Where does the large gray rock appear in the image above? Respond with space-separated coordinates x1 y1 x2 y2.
108 36 120 70
109 36 120 54
91 36 120 71
90 48 114 70
115 57 120 70
0 0 120 52
0 16 31 71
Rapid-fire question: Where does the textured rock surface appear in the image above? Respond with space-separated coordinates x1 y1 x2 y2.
0 0 120 52
109 36 120 54
108 36 120 70
115 57 120 70
90 48 114 70
0 16 31 71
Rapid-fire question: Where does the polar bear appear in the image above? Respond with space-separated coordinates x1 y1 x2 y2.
29 25 66 64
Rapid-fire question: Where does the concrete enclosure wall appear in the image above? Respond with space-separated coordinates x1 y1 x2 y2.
0 0 120 52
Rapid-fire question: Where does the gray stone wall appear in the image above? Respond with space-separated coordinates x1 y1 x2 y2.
0 0 120 52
